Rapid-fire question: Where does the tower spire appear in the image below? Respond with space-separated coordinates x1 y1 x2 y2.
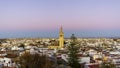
60 26 63 33
59 26 64 48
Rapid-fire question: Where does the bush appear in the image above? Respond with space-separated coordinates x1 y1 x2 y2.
16 52 52 68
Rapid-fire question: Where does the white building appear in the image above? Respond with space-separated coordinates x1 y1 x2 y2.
0 57 13 67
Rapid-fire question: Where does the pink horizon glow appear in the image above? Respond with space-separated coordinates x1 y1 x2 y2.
0 0 120 31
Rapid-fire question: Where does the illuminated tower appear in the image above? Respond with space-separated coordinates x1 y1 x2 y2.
59 26 64 48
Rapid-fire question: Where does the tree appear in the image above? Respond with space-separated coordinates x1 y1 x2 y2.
15 52 52 68
67 34 80 68
19 43 25 48
100 61 116 68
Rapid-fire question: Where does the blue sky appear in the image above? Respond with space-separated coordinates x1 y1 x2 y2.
0 0 120 38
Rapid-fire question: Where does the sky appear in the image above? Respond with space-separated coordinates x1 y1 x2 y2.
0 0 120 38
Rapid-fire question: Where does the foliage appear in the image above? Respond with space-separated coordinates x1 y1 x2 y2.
15 52 52 68
100 61 116 68
67 34 80 68
19 44 25 48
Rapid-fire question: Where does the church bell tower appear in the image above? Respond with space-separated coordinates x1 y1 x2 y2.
59 26 64 48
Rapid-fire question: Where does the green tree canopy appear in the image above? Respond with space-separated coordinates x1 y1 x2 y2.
67 34 80 68
15 52 52 68
100 61 116 68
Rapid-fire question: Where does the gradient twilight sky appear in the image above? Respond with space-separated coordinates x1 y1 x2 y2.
0 0 120 38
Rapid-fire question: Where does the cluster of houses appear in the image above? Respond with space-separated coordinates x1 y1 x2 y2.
0 38 120 68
